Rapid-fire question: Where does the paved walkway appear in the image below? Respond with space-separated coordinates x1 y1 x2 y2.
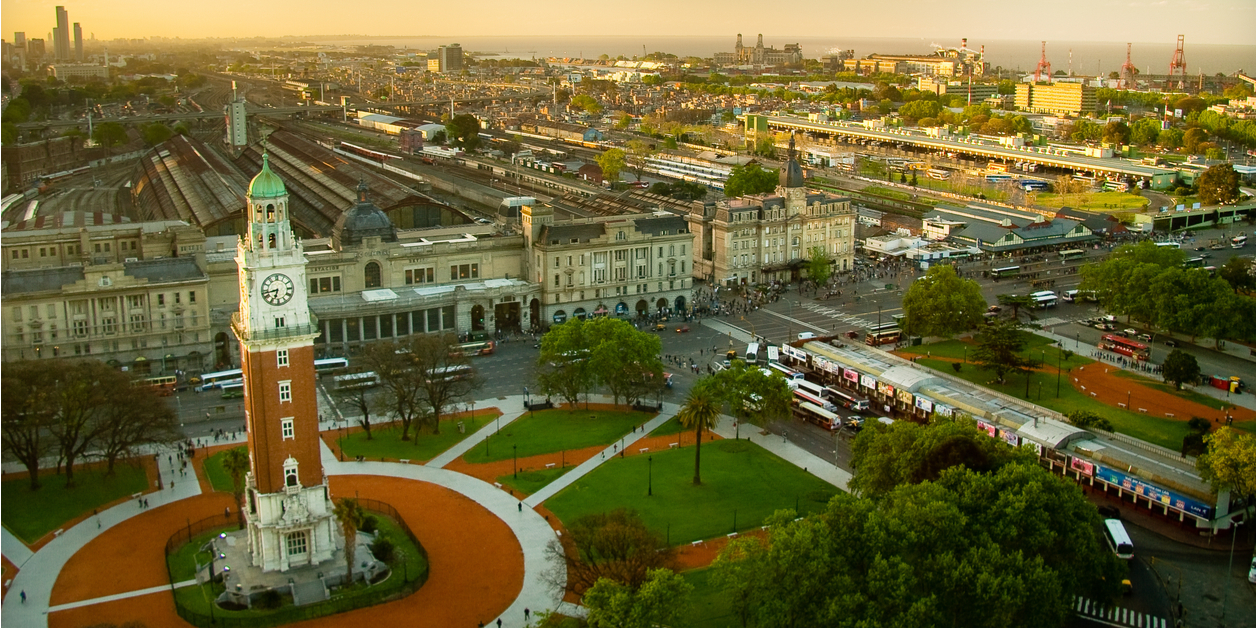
320 438 563 627
426 396 528 469
709 416 852 491
2 448 197 628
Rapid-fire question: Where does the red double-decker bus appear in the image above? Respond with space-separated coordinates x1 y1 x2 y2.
1100 334 1150 361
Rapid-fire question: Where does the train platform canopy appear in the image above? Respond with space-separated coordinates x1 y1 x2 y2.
924 203 1096 252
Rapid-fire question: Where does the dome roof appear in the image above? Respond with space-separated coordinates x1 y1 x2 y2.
333 180 397 247
780 135 805 189
248 153 287 199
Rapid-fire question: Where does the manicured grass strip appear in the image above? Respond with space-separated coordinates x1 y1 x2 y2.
1110 370 1232 412
2 463 149 544
463 409 654 464
497 466 572 496
166 526 233 581
917 358 1191 450
1035 191 1148 211
911 337 1093 371
336 414 492 463
545 440 836 545
203 447 245 493
649 416 688 437
682 567 738 628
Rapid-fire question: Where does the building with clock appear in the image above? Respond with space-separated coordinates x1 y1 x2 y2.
232 155 337 572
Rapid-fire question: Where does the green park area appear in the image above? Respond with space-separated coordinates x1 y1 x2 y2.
497 466 572 496
2 463 149 544
462 408 654 464
545 440 837 545
909 336 1193 449
203 446 244 492
1112 370 1232 411
681 567 739 628
335 411 501 463
171 515 426 620
1035 191 1149 211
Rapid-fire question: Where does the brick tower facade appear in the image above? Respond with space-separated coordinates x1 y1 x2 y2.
233 155 335 572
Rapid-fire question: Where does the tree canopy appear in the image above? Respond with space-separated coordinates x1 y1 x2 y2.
1197 427 1256 500
713 460 1126 628
901 265 987 338
806 246 832 288
971 319 1035 384
725 163 779 198
444 113 481 151
1196 164 1240 206
1161 349 1201 390
536 317 664 408
597 148 626 183
583 568 692 628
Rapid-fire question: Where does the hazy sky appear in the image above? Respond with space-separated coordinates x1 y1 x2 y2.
4 0 1254 46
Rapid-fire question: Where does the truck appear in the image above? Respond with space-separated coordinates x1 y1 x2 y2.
1209 375 1245 393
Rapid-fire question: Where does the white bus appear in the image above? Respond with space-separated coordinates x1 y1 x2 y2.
1030 290 1058 309
793 389 837 413
334 371 380 391
795 401 842 431
792 379 826 399
1062 289 1080 303
1103 519 1134 560
824 386 870 412
315 357 350 374
745 343 761 364
427 364 473 383
197 369 243 391
1155 241 1181 249
768 362 805 380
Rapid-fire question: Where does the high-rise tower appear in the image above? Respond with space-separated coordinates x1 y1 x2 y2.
233 155 335 572
54 6 70 61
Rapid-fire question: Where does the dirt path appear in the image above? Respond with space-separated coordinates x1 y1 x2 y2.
49 475 524 628
1071 363 1254 423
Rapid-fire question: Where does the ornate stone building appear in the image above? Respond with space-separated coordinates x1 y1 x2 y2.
686 138 857 286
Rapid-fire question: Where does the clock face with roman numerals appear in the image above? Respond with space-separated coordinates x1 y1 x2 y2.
260 273 294 306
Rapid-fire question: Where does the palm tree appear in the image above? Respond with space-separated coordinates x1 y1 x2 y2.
221 447 250 530
333 498 364 585
676 384 722 485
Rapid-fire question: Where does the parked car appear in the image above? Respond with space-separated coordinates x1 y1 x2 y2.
1164 339 1179 347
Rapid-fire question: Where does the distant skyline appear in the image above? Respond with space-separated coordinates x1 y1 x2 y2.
4 0 1254 46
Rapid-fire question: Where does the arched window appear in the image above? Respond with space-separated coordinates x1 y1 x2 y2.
268 233 277 249
364 262 381 288
266 204 276 222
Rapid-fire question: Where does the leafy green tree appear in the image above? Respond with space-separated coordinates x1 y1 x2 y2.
92 121 128 152
1066 410 1114 432
444 113 481 151
1129 118 1161 146
1219 256 1255 294
362 341 426 441
753 136 776 158
1197 427 1256 500
899 99 942 122
714 463 1126 628
570 93 603 114
584 317 663 407
1161 349 1201 390
707 361 793 432
1157 128 1184 150
971 319 1034 384
222 447 250 529
901 265 987 338
142 123 173 146
597 147 626 182
333 498 365 583
2 361 57 489
850 415 1032 498
807 246 832 288
724 163 778 197
676 384 722 485
537 318 596 407
995 293 1035 320
1 122 18 145
1183 127 1208 154
547 509 677 594
624 139 655 181
2 98 31 123
1196 164 1240 205
406 333 480 435
1102 120 1131 145
584 568 692 628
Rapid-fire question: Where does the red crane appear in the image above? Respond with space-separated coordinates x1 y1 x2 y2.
1120 43 1137 89
1169 35 1187 91
1033 41 1052 83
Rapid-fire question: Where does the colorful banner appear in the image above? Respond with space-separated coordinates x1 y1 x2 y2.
1000 430 1020 447
1094 465 1213 519
935 404 953 417
843 368 859 383
896 388 914 404
976 420 996 437
861 374 877 389
914 397 934 412
1069 457 1094 477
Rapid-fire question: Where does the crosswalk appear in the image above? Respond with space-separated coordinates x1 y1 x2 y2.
1074 597 1168 628
798 302 875 329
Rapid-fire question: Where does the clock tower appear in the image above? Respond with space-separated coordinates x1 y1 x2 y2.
233 154 335 572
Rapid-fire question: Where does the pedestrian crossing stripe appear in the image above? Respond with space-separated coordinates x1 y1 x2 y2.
1073 596 1167 628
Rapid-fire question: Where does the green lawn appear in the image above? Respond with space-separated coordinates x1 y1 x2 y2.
337 414 495 463
909 336 1093 371
1035 191 1149 211
203 447 245 493
1111 370 1231 412
2 463 149 544
861 185 913 202
545 440 837 545
917 357 1192 450
497 466 572 496
462 409 654 464
648 416 689 437
682 567 738 628
166 526 234 581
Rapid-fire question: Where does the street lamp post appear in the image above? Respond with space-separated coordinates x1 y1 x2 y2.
1222 519 1245 623
513 444 518 479
1127 390 1132 409
1056 350 1063 398
647 456 653 496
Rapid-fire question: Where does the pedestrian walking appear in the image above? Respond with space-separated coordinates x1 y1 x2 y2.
525 607 531 621
497 619 503 628
20 590 25 603
143 498 149 508
518 502 523 513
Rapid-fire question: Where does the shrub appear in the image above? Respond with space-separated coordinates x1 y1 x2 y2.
358 514 378 534
256 590 282 610
370 534 395 563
